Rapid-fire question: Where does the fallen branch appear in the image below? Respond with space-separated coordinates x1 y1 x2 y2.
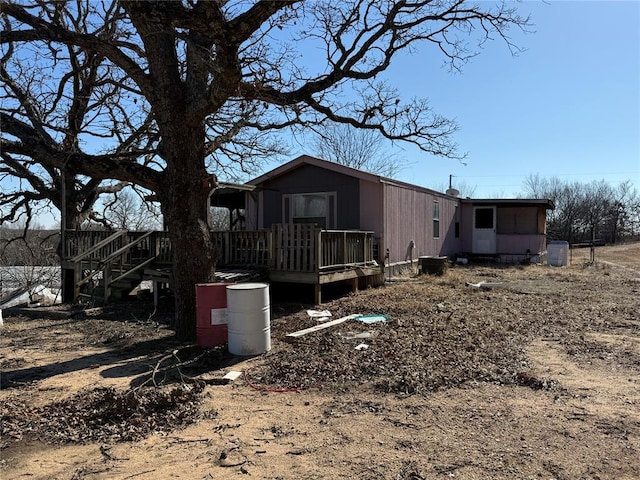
135 346 209 390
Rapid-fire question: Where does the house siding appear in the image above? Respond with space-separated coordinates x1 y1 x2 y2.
381 182 460 265
460 205 474 253
496 234 546 255
359 179 383 233
244 191 259 230
258 164 360 229
242 156 552 267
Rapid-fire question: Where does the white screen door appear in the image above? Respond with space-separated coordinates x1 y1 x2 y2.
472 206 496 254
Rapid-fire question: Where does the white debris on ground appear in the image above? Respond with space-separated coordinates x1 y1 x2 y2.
306 309 332 322
0 284 62 309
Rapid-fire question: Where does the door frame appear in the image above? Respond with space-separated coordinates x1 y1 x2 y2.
472 206 497 254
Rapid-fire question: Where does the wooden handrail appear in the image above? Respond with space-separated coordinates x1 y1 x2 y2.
99 231 155 266
70 230 126 263
74 231 156 290
110 256 157 284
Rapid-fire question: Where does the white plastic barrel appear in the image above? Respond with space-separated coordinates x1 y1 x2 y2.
547 241 569 267
227 283 271 356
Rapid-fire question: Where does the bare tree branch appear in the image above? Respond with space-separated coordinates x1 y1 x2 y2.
2 0 534 340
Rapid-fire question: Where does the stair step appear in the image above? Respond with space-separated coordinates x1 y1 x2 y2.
77 293 105 304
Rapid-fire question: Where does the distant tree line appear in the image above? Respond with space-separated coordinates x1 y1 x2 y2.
0 225 60 295
0 225 60 266
523 175 640 245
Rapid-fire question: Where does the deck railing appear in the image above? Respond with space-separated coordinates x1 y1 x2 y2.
64 225 377 275
319 230 375 270
65 230 170 262
65 230 159 300
211 230 270 266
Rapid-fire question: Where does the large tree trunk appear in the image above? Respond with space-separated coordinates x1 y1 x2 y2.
120 2 218 341
160 126 216 342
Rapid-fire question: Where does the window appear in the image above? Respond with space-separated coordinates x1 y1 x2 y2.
284 192 336 229
475 207 494 229
433 201 440 238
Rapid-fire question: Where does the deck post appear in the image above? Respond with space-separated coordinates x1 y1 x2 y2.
316 228 322 270
61 268 75 303
350 277 358 294
314 283 322 305
73 263 81 302
103 264 111 301
223 231 231 264
153 280 159 307
343 231 347 265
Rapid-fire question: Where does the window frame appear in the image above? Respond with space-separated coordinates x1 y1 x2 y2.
282 192 337 229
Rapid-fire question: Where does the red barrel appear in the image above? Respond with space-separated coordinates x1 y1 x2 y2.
196 283 230 348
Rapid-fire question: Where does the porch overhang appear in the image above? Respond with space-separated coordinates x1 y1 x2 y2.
461 198 555 210
209 182 256 210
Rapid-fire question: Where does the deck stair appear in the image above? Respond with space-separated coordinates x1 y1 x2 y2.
70 231 158 303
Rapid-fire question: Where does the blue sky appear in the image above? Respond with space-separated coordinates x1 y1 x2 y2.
289 0 640 198
4 1 639 228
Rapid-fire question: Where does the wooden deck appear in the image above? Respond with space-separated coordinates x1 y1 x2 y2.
62 224 383 304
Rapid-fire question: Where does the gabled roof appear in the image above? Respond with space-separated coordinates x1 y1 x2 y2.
247 154 458 198
247 155 554 208
247 154 383 185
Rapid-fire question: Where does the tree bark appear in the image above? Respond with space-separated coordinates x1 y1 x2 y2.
159 125 216 341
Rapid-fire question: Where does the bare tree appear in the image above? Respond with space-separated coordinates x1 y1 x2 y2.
99 187 162 231
523 174 640 244
607 180 640 242
2 1 530 340
523 174 580 242
0 3 155 231
311 122 407 177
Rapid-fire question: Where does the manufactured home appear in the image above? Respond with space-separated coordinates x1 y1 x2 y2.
62 155 554 304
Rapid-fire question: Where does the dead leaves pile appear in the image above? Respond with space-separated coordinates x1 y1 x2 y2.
255 264 638 395
1 384 206 444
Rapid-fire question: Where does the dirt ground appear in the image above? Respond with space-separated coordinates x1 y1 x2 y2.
1 243 639 480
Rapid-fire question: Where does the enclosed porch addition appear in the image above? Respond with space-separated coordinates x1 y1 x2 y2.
459 199 555 263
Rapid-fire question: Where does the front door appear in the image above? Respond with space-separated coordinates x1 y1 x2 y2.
472 206 496 254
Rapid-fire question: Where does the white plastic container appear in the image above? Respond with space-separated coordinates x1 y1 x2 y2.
226 283 271 356
547 241 569 267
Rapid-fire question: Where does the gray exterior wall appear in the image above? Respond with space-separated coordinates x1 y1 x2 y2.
244 191 259 230
255 164 360 229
